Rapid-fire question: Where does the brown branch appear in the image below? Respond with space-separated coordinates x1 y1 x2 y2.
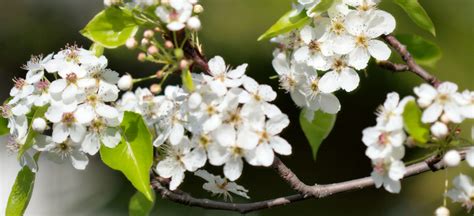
377 60 410 72
381 34 441 87
152 151 467 214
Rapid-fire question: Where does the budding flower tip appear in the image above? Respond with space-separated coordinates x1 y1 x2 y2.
118 74 133 91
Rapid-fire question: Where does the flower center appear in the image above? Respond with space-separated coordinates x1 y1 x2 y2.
231 146 243 156
309 40 321 52
333 59 346 72
356 35 368 47
258 131 270 144
66 73 78 84
373 161 386 175
35 81 49 92
54 141 73 159
206 104 217 116
437 94 449 104
331 21 345 35
0 105 12 118
90 118 105 132
199 135 211 148
61 112 76 125
87 94 99 106
378 132 390 145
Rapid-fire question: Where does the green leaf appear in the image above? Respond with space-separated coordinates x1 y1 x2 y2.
299 109 337 160
5 155 39 216
129 190 155 216
181 69 194 92
258 9 310 41
90 43 104 57
18 105 49 159
403 100 430 144
100 111 154 201
396 34 442 67
310 0 335 16
81 7 139 48
394 0 436 36
0 116 9 136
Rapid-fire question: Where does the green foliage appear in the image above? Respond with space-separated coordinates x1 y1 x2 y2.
403 100 430 144
396 34 442 68
100 111 154 201
310 0 335 16
18 105 49 159
5 154 39 216
0 116 9 136
81 7 139 48
258 9 310 41
90 43 105 57
129 190 155 216
181 69 195 92
299 109 337 160
394 0 436 36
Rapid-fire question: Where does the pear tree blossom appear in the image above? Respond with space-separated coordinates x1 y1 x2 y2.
195 170 250 201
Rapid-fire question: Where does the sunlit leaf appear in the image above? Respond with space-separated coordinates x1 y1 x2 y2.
100 111 154 201
403 100 430 144
310 0 335 17
129 190 155 216
394 0 436 36
6 154 40 216
181 69 194 92
396 34 442 68
258 9 310 41
81 7 139 48
18 105 49 159
0 116 9 136
299 109 337 160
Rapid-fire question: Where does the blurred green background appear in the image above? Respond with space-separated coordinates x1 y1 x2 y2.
0 0 473 215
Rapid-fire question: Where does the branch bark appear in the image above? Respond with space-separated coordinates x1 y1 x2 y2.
381 34 441 87
152 151 466 214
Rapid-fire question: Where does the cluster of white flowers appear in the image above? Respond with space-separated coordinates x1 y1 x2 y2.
271 0 395 120
362 92 412 193
155 0 202 31
3 45 122 170
117 56 292 191
414 82 474 139
447 174 474 212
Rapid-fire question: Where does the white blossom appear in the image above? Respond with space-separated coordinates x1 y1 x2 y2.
370 147 406 193
34 135 89 170
195 170 250 201
447 174 474 212
155 138 192 190
414 82 463 124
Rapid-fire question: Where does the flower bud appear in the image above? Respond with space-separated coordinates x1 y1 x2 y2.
435 206 450 216
138 53 146 62
118 74 133 91
150 84 161 94
156 70 164 79
32 118 47 133
147 46 159 55
431 122 448 138
154 27 161 32
187 16 201 30
143 30 154 39
164 40 174 49
193 4 204 13
174 48 184 60
141 38 149 46
179 59 190 70
125 38 137 49
440 113 450 124
443 150 461 167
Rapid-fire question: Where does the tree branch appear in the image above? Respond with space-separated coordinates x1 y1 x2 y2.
152 151 466 214
381 34 441 87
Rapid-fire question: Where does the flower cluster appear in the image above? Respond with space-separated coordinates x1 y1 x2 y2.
414 82 474 139
117 56 292 190
362 92 412 193
155 0 202 31
4 45 122 170
271 0 395 120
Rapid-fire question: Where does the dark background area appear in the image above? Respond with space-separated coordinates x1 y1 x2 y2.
0 0 473 215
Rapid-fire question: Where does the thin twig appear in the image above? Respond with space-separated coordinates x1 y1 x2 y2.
152 151 466 214
382 34 441 87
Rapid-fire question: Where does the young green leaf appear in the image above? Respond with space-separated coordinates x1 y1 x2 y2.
18 105 49 159
403 100 430 144
181 69 194 92
394 0 436 36
310 0 335 17
258 9 310 41
0 116 9 136
100 111 154 201
299 109 337 160
81 7 139 48
5 157 39 216
129 190 155 216
396 34 442 68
